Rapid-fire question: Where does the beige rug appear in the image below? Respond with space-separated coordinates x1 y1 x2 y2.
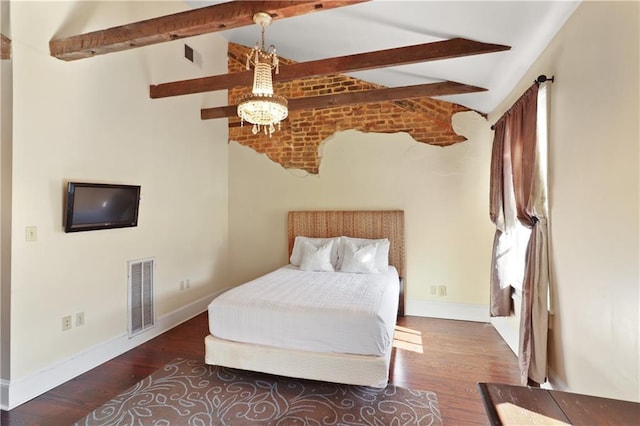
74 358 442 425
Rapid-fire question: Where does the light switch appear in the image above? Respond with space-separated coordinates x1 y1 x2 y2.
25 226 37 242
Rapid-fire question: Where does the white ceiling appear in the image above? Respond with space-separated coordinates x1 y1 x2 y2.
188 0 580 113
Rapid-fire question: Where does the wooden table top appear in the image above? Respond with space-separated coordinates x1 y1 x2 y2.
478 382 640 425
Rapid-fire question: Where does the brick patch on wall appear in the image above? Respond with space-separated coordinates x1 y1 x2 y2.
228 43 472 174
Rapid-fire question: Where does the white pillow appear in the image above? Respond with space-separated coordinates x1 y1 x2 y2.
337 237 390 272
340 239 379 273
290 236 340 267
299 240 335 272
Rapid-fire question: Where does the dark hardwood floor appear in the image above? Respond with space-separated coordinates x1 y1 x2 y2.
1 313 520 425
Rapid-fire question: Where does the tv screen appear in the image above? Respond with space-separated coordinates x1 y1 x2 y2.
64 182 141 233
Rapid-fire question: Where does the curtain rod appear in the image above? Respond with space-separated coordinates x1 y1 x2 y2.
490 75 554 130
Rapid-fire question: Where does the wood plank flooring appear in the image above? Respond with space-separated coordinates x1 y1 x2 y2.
1 313 520 425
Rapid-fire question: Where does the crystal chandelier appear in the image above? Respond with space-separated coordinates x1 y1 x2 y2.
237 12 288 137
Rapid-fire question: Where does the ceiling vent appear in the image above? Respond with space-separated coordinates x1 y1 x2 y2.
184 44 194 62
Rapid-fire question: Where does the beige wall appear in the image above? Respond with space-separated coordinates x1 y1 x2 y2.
4 0 229 387
229 110 495 316
489 1 639 402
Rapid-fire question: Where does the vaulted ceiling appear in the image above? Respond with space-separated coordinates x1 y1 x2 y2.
48 0 580 114
186 0 580 113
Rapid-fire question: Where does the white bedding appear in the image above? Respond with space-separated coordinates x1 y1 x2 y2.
208 265 399 356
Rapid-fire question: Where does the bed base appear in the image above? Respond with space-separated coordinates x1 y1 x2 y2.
204 334 393 388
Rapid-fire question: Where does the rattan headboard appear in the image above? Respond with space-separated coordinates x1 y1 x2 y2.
287 210 406 278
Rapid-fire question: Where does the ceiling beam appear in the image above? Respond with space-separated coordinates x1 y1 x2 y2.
49 0 368 61
1 34 10 60
201 81 486 120
151 38 510 99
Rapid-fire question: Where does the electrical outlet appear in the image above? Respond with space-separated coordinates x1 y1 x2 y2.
180 279 191 290
25 226 37 242
438 285 447 296
430 286 437 295
76 312 85 327
62 315 72 331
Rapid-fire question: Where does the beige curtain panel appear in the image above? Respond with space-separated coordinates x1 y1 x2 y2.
489 83 550 385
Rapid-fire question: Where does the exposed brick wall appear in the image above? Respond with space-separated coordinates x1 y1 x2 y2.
228 43 471 174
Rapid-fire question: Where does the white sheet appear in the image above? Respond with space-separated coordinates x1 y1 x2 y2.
208 265 399 356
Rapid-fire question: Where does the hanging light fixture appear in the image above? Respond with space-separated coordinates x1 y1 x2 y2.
237 12 288 137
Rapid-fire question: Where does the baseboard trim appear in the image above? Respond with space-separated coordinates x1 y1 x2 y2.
1 289 226 411
405 299 489 323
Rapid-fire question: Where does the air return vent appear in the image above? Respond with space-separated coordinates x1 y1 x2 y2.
128 258 155 337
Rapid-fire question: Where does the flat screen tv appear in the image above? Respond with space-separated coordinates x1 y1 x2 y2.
64 182 141 233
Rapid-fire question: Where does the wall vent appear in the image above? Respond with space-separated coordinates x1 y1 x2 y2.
128 258 155 337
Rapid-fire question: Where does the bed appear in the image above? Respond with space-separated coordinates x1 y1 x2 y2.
205 210 406 388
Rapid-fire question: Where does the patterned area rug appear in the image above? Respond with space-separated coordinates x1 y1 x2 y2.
74 358 442 425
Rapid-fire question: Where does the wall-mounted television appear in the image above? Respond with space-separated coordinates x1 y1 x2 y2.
64 182 141 233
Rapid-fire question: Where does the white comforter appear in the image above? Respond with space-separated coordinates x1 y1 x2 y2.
208 265 399 357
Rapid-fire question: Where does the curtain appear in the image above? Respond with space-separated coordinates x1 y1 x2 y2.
489 83 550 385
489 120 513 316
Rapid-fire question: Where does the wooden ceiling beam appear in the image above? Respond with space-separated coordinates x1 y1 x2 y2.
1 34 10 60
201 80 486 120
152 38 510 98
49 0 368 61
